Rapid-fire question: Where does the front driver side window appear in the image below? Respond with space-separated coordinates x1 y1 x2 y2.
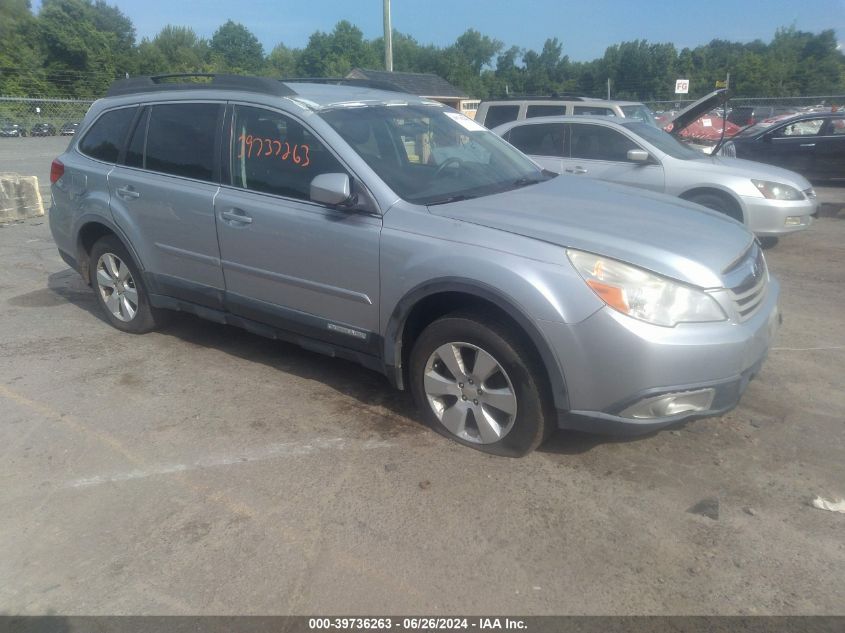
775 119 825 137
230 106 346 202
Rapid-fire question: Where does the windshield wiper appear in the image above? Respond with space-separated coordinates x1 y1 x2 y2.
512 177 541 187
427 194 478 206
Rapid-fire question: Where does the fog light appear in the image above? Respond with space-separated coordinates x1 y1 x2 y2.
784 216 804 226
619 389 715 420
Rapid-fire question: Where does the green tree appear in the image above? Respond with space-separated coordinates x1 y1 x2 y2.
90 0 137 76
138 25 210 74
299 21 379 77
209 20 264 73
0 1 47 96
264 43 299 78
38 0 117 96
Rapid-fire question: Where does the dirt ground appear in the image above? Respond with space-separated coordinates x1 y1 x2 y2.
0 138 843 615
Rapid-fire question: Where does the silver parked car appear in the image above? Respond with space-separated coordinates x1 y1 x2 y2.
493 115 817 238
49 74 780 456
475 97 658 130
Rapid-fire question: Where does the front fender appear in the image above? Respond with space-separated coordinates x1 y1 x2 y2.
383 277 582 411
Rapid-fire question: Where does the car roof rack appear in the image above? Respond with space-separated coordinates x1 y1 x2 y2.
486 94 592 102
282 77 404 93
106 74 297 98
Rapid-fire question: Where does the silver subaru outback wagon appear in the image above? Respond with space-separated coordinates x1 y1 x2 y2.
48 74 780 456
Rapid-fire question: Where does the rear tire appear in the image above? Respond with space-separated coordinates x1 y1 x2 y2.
88 236 166 334
409 312 553 457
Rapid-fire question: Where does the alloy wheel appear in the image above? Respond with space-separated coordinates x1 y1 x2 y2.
423 342 518 444
95 252 138 322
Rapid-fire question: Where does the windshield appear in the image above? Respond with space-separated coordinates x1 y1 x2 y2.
621 105 658 127
320 104 550 205
622 121 704 160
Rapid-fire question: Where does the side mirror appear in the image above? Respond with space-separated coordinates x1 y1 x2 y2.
310 173 352 206
627 149 650 163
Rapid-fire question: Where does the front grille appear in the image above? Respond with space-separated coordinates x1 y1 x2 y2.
719 142 736 158
724 243 768 322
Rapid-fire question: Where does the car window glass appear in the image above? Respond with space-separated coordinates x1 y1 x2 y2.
620 104 658 127
775 119 824 137
507 123 566 157
322 104 546 205
827 118 845 135
79 107 137 163
231 105 346 202
483 105 520 128
124 108 149 169
570 124 640 161
144 103 219 181
573 106 614 117
526 105 566 118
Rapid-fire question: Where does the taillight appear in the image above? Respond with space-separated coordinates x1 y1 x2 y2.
50 159 64 184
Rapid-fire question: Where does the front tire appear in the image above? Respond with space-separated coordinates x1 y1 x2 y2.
88 236 165 334
683 191 743 223
409 312 553 456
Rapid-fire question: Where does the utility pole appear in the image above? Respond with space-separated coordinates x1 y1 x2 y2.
607 78 611 100
383 0 393 72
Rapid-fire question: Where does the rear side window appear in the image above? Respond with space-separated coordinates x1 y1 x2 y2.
573 106 614 117
230 105 346 202
79 107 137 163
143 103 220 181
526 105 566 118
507 123 566 157
483 105 520 129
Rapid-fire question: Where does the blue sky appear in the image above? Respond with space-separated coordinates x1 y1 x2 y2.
34 0 845 61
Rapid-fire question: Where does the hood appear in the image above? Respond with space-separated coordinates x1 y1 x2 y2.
428 175 753 288
665 89 729 137
683 156 813 190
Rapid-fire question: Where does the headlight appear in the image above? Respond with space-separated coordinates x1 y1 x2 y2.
751 179 804 201
567 250 726 327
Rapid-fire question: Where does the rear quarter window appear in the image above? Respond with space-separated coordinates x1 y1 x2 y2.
526 105 566 118
78 107 138 163
483 105 520 129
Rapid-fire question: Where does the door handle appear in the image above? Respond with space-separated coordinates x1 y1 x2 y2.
221 209 253 224
116 186 140 199
800 143 816 147
566 166 588 174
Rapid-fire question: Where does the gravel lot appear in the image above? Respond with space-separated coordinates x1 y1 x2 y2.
1 137 844 615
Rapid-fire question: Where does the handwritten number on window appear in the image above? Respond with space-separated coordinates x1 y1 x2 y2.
238 133 310 168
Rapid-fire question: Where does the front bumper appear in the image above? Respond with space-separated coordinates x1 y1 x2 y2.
741 195 816 237
540 277 781 434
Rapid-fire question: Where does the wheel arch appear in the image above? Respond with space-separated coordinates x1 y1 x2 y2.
384 278 569 411
74 215 144 285
679 186 746 223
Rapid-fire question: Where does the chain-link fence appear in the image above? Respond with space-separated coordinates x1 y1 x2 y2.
0 97 94 135
645 95 845 115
